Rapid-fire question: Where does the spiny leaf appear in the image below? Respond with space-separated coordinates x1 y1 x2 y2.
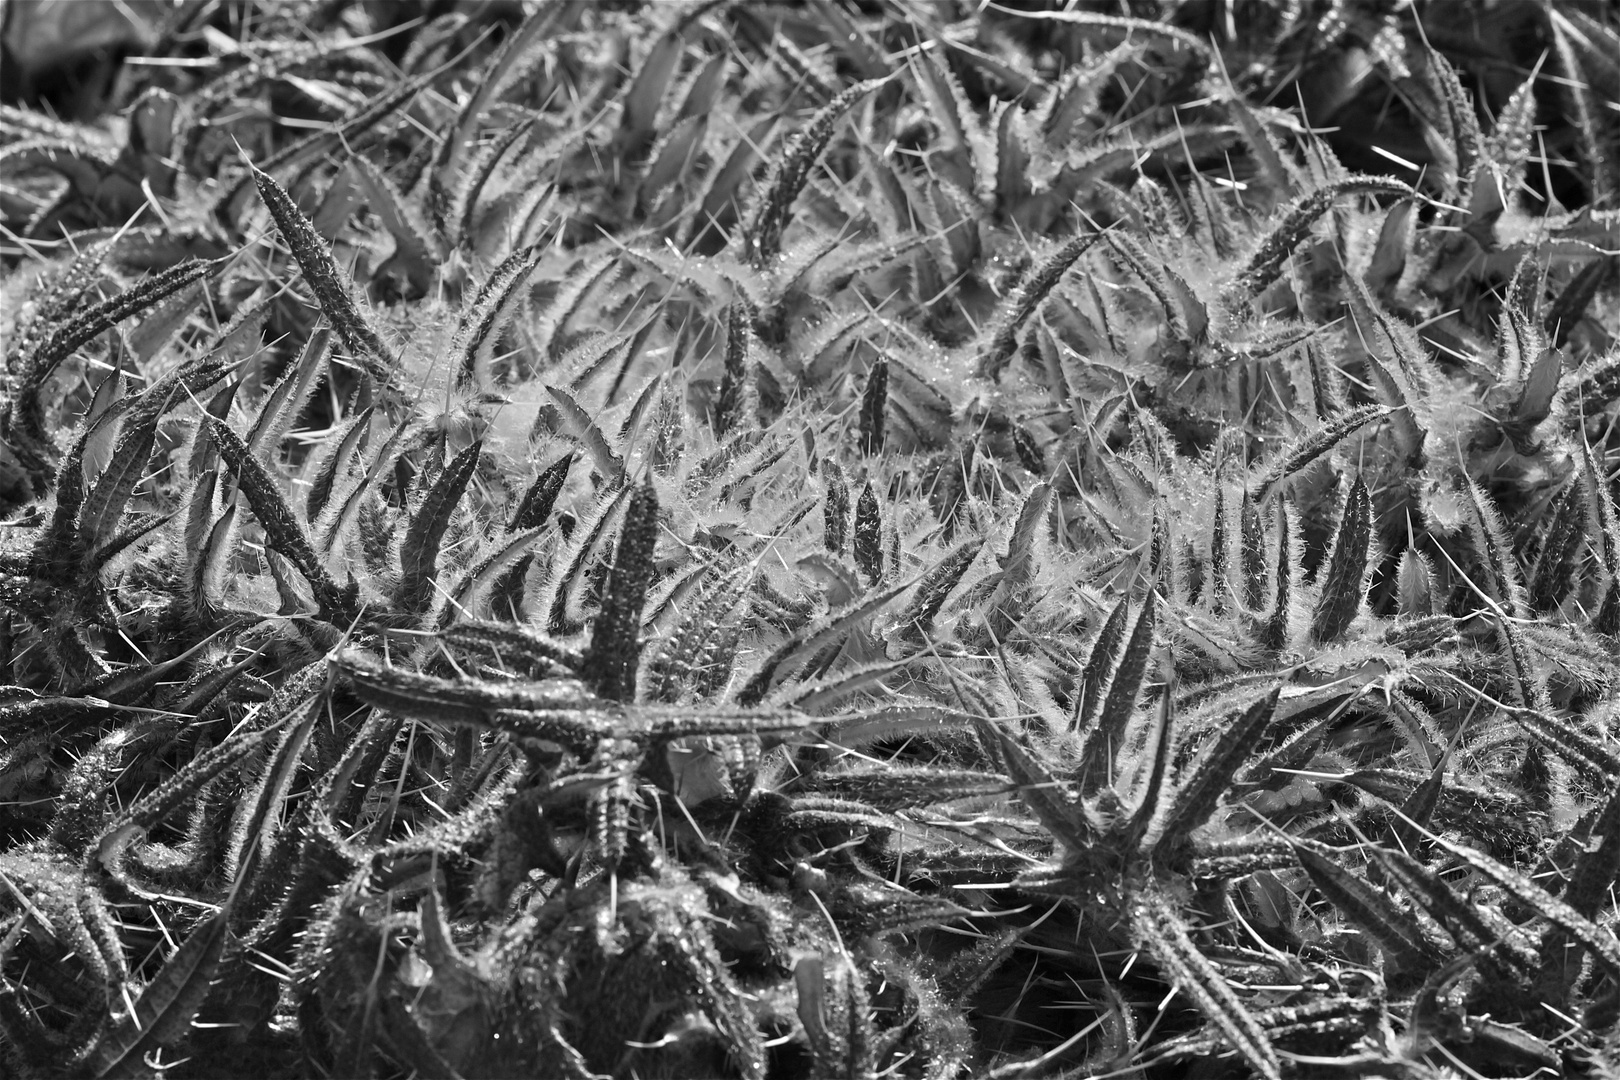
582 479 659 702
1251 405 1388 505
437 1 575 180
452 243 544 390
908 46 994 206
76 399 162 557
399 440 482 614
509 452 572 533
1514 343 1566 442
1145 501 1170 588
13 258 220 441
1232 178 1410 301
96 665 326 880
746 77 886 266
305 406 372 522
737 575 917 706
1124 681 1176 849
1389 757 1447 854
42 403 127 566
1503 707 1620 786
1106 231 1206 342
124 273 206 367
858 356 887 455
536 483 632 635
1366 201 1414 297
987 723 1092 852
1079 589 1156 795
1422 47 1482 199
1396 546 1436 617
1240 496 1267 610
92 907 233 1078
316 414 423 556
1547 9 1620 199
986 481 1053 639
1580 440 1620 635
81 349 125 473
1343 274 1432 458
617 26 685 158
714 300 751 436
853 479 883 585
208 415 349 619
339 652 807 748
88 510 173 574
687 113 779 252
1539 783 1620 996
446 522 548 623
1546 255 1611 350
1157 688 1278 846
1220 84 1292 190
1559 782 1620 923
1007 7 1211 61
800 766 1006 810
897 539 981 636
248 157 395 385
1071 594 1132 737
1495 259 1546 385
1527 483 1586 609
221 692 320 886
1130 882 1281 1080
1459 476 1546 709
450 113 538 245
1362 843 1521 969
1310 477 1372 644
544 383 625 481
1261 501 1294 651
1208 484 1229 614
346 154 441 295
780 655 915 711
978 231 1101 380
645 571 747 703
1295 844 1434 968
246 325 331 463
823 460 850 554
186 472 233 617
0 136 117 194
1427 829 1620 980
441 618 583 677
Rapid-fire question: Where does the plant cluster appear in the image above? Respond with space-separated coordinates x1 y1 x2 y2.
0 1 1617 1077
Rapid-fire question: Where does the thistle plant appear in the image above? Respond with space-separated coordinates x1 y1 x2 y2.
1 2 1617 1078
